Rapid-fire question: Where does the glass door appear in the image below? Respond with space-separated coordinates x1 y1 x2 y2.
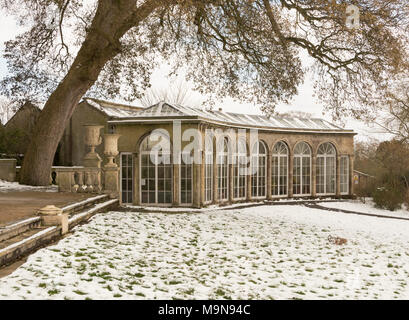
120 153 133 204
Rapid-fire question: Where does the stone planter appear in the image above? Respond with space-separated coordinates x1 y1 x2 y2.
104 134 121 167
83 125 104 168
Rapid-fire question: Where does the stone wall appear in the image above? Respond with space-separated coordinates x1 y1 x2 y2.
0 159 16 182
59 102 108 166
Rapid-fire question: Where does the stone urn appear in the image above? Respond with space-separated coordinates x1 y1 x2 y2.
104 134 121 167
84 125 104 155
83 125 104 167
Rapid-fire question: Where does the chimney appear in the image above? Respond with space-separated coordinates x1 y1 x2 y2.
218 107 223 112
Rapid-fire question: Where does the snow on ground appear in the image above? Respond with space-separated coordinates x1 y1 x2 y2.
125 198 336 212
320 199 409 219
0 204 409 300
0 180 57 192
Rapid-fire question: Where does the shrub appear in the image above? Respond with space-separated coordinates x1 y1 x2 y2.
372 185 405 211
355 178 377 203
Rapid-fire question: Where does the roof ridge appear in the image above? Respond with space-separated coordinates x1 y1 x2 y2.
84 97 142 110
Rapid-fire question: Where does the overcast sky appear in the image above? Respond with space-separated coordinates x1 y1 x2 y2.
0 10 390 142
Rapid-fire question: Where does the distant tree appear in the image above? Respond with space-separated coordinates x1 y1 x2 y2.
0 96 17 125
354 139 380 177
138 77 204 108
0 0 407 185
0 125 25 155
372 140 409 210
374 80 409 142
276 111 314 119
375 140 409 189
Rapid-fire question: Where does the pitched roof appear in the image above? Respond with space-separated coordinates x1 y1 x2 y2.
108 101 353 133
4 102 41 127
82 98 143 118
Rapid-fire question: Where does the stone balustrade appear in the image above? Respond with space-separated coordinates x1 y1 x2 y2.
51 166 102 193
15 166 102 193
13 124 119 196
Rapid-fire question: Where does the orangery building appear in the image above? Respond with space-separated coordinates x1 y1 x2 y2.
95 100 356 208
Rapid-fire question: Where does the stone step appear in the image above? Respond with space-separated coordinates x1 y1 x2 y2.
0 198 119 268
0 227 46 250
61 194 110 215
0 194 110 244
0 217 42 243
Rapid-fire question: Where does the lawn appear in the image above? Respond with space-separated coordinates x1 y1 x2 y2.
0 203 408 300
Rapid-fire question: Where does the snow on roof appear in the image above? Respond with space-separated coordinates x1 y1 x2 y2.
353 170 375 178
83 98 143 118
109 101 352 132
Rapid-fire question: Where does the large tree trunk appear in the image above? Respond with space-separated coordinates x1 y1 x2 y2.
19 0 160 185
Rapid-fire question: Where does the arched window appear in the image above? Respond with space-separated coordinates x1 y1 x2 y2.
272 141 288 197
140 133 172 204
205 135 213 203
233 138 247 199
293 142 311 195
217 137 229 201
251 141 267 198
316 142 336 195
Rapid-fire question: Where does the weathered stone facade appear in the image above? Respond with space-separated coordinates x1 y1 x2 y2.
4 102 41 155
5 99 355 208
58 98 143 166
108 102 355 208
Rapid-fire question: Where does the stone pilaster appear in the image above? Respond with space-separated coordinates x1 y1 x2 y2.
173 164 180 206
336 155 341 197
103 166 119 197
213 147 218 204
267 153 272 200
228 164 234 203
193 163 201 208
349 155 355 196
133 152 139 205
200 149 205 207
288 152 294 198
311 155 317 197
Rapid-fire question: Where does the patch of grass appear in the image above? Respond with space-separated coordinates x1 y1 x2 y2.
133 273 145 278
215 289 225 297
73 290 87 296
48 289 60 296
184 288 195 295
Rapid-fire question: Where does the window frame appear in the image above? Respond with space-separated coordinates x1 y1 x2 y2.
293 142 312 197
272 141 289 197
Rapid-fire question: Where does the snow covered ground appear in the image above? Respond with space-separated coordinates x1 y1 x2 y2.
0 204 408 300
320 199 409 219
0 179 57 192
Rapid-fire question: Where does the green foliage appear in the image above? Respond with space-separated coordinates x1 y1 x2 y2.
355 180 376 199
0 125 26 165
372 185 405 211
355 139 409 209
371 140 409 211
